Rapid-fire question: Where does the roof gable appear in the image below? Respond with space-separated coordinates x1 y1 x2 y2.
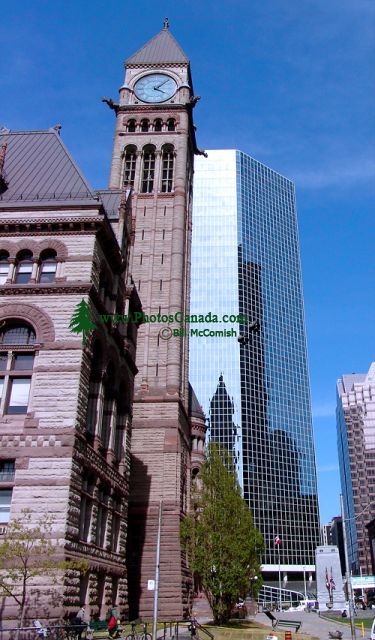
126 26 189 65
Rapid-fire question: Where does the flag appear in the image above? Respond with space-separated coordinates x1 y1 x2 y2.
330 567 336 591
274 536 282 545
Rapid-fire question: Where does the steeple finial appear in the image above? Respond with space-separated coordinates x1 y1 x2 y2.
163 17 169 30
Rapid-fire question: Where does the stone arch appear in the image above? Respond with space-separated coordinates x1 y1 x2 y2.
0 303 55 343
0 241 17 260
36 239 68 260
14 240 39 257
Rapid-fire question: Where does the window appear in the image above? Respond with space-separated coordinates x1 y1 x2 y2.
140 119 149 132
38 250 57 283
99 362 117 452
15 251 33 284
0 324 36 345
111 495 122 553
86 342 104 440
95 487 110 547
141 146 155 193
0 253 9 285
79 476 95 541
0 323 35 416
0 460 15 482
7 379 31 414
127 119 136 133
123 145 137 187
0 489 12 523
154 119 162 132
161 145 174 193
167 119 176 131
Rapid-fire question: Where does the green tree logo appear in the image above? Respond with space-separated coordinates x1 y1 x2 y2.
69 298 96 345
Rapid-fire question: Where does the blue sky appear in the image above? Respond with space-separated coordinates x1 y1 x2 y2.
1 0 374 523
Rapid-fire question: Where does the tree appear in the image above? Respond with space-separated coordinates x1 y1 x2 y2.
0 509 88 635
69 299 96 345
181 443 263 624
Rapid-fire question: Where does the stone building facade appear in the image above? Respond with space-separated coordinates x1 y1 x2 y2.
104 22 204 619
337 362 375 574
0 128 141 621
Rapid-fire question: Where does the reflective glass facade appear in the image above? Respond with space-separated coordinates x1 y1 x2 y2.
190 150 320 571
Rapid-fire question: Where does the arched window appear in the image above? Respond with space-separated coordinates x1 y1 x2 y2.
141 145 156 194
38 250 57 283
161 145 174 193
0 252 9 285
0 322 36 415
167 118 176 132
154 119 163 132
140 119 149 132
127 119 136 133
123 145 137 187
15 251 33 284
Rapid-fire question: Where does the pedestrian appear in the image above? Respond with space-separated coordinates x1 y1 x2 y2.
107 610 118 638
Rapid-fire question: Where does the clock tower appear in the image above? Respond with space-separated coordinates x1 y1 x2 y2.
107 21 202 619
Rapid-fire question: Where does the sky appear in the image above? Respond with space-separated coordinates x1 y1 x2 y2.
1 0 374 523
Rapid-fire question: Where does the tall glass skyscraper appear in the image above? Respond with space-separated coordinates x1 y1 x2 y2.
190 150 320 578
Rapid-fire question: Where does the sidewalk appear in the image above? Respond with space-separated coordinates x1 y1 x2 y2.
255 610 370 640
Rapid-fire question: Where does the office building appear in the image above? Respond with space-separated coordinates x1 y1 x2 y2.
337 362 375 574
190 150 320 580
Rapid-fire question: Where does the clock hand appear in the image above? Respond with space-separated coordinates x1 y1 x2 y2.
154 79 169 90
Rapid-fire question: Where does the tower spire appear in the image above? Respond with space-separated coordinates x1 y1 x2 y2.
163 17 169 30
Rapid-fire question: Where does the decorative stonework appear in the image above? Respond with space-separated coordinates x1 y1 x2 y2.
0 302 55 342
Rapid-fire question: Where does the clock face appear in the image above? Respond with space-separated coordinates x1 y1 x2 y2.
134 74 177 103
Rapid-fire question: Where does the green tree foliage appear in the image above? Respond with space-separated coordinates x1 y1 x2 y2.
69 298 96 345
181 443 263 624
0 509 88 633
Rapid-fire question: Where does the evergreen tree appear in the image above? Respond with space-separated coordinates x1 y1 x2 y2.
69 298 96 345
181 443 263 624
